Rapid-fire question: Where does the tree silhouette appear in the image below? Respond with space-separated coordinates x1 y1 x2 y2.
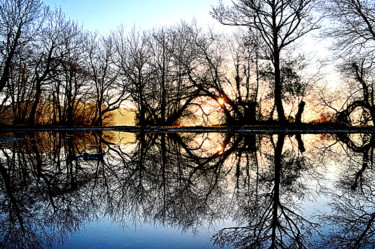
186 29 267 124
86 33 129 126
212 0 319 123
323 0 375 126
0 0 46 93
113 25 200 126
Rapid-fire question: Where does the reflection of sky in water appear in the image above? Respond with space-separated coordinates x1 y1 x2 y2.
57 217 234 249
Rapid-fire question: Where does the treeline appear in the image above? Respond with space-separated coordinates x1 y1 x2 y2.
1 0 375 126
0 0 127 126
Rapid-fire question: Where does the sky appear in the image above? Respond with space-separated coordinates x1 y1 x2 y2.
43 0 229 33
42 0 336 90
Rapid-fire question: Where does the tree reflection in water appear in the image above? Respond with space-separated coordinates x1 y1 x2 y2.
0 131 107 248
211 133 320 248
315 133 375 249
0 131 374 248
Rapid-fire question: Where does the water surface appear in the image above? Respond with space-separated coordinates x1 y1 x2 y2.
0 131 373 248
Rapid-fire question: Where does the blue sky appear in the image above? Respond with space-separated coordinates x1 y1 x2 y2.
43 0 227 33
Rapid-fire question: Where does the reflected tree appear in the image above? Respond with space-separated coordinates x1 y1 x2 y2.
315 132 375 248
3 131 373 249
0 131 111 248
102 132 236 231
211 134 318 248
317 190 375 249
334 133 375 193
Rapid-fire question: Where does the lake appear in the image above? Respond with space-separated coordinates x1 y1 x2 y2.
0 131 374 248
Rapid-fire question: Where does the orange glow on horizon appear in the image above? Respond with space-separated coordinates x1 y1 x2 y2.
218 98 225 106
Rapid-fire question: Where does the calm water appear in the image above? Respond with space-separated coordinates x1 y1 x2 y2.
0 131 374 249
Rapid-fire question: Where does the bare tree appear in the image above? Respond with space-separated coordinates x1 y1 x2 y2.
323 0 375 126
146 25 200 125
264 57 309 122
86 33 129 126
0 0 46 93
5 56 33 123
336 59 375 125
50 22 90 126
28 9 68 125
113 27 152 126
192 30 260 124
185 27 285 124
323 0 375 58
212 0 319 123
114 24 200 126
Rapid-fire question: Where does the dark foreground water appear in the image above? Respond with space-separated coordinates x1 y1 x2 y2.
0 131 373 249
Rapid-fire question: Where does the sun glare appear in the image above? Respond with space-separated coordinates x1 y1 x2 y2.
216 144 224 154
218 98 225 106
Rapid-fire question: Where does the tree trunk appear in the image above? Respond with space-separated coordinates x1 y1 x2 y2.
271 133 285 246
295 101 305 123
29 80 42 125
295 134 306 153
273 51 286 123
245 102 257 124
97 100 103 126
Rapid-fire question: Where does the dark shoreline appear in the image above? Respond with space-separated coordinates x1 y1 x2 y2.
1 124 375 134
